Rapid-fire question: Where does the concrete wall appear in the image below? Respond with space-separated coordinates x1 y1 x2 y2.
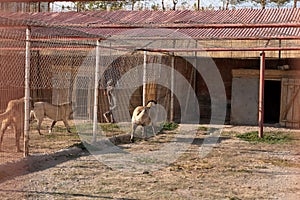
230 77 259 125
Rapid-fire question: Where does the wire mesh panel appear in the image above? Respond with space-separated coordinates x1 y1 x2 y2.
0 25 100 161
0 27 26 162
28 36 97 154
0 28 26 108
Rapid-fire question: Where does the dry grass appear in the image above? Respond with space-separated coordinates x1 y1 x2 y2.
0 124 299 199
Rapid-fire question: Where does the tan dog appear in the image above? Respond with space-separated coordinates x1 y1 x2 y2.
30 101 74 135
131 100 157 142
0 97 27 152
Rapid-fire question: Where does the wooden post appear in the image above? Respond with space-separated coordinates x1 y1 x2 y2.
92 40 100 143
24 27 31 157
258 51 265 138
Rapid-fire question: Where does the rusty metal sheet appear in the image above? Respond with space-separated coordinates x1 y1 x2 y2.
0 8 300 40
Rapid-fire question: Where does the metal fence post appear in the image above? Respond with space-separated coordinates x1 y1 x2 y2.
92 40 100 143
258 51 265 138
142 50 147 106
170 54 175 122
24 27 31 156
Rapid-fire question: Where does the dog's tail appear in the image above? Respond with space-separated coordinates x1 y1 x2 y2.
29 110 36 122
30 110 34 118
0 110 11 121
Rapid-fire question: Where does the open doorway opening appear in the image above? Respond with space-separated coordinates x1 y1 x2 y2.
264 80 281 124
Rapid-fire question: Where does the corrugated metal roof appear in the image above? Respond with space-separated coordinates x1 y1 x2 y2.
0 8 300 40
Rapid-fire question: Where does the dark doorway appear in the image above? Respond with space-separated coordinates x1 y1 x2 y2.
264 80 281 123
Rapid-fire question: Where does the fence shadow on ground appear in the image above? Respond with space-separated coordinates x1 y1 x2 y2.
0 188 136 200
0 146 85 184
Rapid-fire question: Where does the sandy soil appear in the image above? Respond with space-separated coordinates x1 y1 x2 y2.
0 124 299 200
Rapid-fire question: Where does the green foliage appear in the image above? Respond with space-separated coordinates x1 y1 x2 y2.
64 0 297 12
198 126 208 131
74 0 142 11
236 131 292 144
162 122 179 131
100 123 121 132
75 123 123 133
51 125 77 133
68 142 86 150
151 3 159 10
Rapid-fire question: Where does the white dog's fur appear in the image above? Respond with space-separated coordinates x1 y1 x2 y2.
130 100 157 142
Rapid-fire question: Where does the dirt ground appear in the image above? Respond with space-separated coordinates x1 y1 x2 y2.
0 123 299 200
0 118 80 164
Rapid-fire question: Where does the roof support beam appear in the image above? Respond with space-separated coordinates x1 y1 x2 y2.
139 47 300 52
78 23 300 29
2 46 300 52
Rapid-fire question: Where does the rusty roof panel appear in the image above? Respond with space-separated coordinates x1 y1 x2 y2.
0 8 300 26
178 27 300 40
0 8 300 40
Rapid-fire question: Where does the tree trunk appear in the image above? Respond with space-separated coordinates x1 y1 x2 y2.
162 0 165 11
132 0 136 11
172 0 178 10
226 0 229 10
261 0 266 9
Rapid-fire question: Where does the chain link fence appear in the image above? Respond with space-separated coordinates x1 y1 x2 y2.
0 25 179 162
1 11 299 163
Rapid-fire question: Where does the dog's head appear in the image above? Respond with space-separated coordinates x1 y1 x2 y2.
146 100 157 108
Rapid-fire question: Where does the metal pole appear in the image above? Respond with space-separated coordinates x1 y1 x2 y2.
170 55 175 122
142 50 147 106
278 39 282 59
24 27 31 157
92 40 100 143
258 51 265 138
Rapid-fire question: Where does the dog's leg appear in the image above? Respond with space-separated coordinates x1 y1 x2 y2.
103 112 110 123
37 118 43 135
29 110 36 123
109 110 115 123
49 121 57 134
143 126 147 140
62 120 72 133
0 130 4 152
0 120 10 151
15 127 22 152
130 124 138 143
151 123 156 137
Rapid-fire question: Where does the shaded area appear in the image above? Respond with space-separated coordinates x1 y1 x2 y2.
264 80 281 123
0 146 85 183
0 189 125 200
